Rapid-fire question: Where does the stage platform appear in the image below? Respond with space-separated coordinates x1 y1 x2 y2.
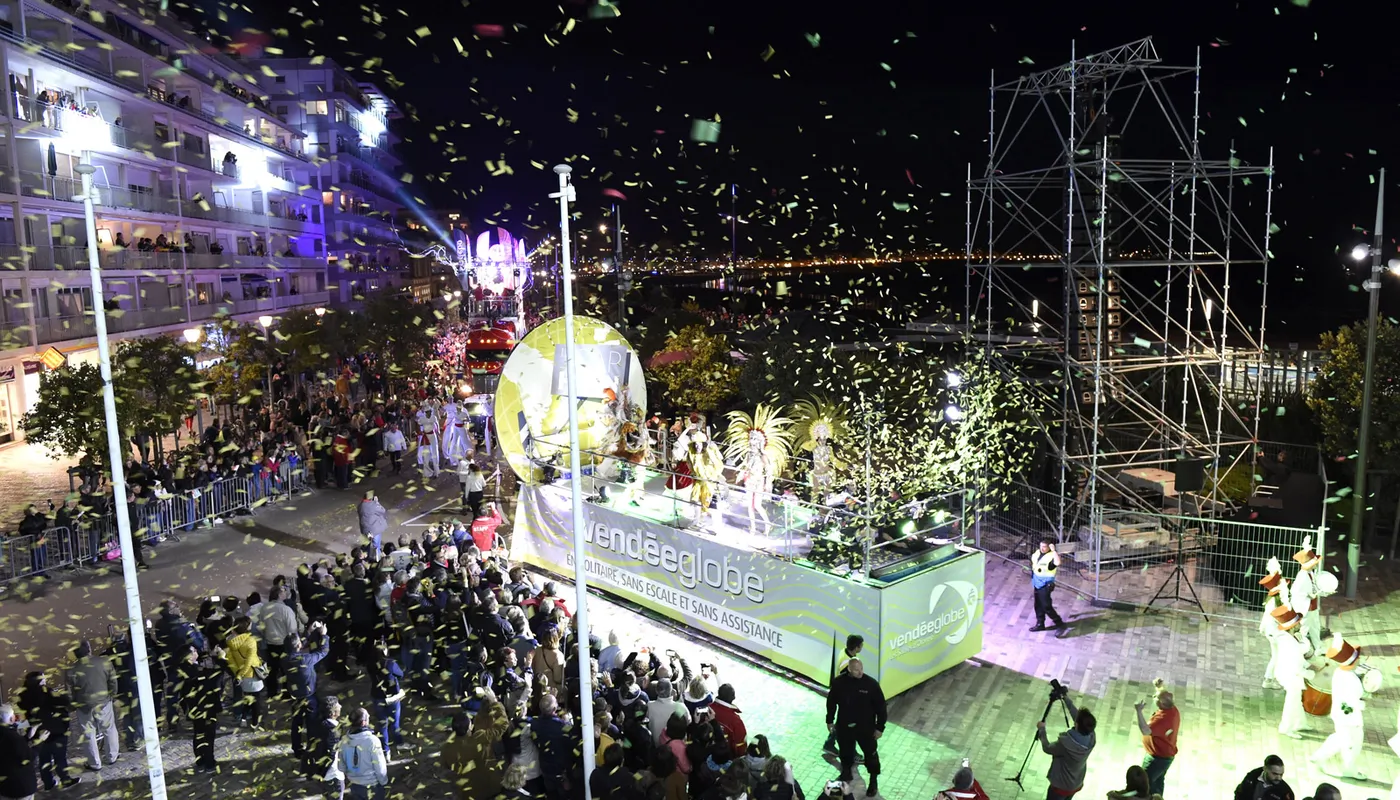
512 480 986 696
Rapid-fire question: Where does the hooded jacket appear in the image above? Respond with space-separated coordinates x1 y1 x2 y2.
1041 727 1096 792
339 727 389 787
358 498 388 540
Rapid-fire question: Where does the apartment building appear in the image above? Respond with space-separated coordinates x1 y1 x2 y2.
256 58 425 306
0 0 332 444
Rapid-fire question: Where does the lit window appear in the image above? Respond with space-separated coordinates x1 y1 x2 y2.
304 100 327 115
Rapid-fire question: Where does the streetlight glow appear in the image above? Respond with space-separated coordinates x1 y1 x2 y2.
946 371 963 388
945 404 964 422
182 328 201 344
1352 244 1371 263
314 307 326 317
258 315 273 328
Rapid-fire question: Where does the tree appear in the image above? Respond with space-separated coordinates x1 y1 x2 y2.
1306 319 1400 476
118 337 200 457
648 324 740 412
20 362 140 470
204 319 275 406
362 292 436 383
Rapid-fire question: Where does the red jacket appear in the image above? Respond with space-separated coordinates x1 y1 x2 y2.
710 699 747 757
471 510 503 552
942 780 990 800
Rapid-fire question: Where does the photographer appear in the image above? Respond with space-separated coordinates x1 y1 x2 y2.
1035 682 1095 800
1030 539 1065 631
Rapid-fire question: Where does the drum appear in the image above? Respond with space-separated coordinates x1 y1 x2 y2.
1302 679 1332 716
1360 664 1384 694
1316 571 1339 597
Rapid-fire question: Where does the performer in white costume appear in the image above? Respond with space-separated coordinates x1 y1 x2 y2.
1389 678 1400 800
724 404 793 535
440 398 469 467
1290 536 1324 657
415 403 441 479
1258 559 1289 690
1311 635 1368 780
1271 603 1313 739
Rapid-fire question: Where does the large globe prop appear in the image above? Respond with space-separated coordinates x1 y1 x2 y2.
494 316 647 484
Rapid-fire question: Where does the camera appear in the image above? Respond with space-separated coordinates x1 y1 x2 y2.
1049 679 1069 701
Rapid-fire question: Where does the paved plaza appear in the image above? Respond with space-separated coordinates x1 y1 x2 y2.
1 462 1398 800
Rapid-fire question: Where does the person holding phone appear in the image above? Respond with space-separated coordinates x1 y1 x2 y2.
1030 539 1065 632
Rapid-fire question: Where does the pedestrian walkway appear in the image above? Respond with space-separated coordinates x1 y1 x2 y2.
7 482 1398 800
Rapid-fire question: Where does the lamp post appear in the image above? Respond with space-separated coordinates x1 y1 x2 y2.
610 205 627 327
183 327 205 438
549 164 595 795
258 315 274 401
1346 166 1389 599
75 163 168 800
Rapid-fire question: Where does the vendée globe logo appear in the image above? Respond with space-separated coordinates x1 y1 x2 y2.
887 581 980 654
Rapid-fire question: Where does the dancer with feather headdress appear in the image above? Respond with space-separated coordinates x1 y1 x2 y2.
725 404 794 535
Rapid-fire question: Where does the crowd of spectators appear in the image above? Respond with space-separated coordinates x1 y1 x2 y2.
0 493 818 800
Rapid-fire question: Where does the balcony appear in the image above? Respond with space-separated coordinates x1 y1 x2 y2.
36 0 290 124
6 244 326 273
6 290 333 350
10 95 128 149
16 170 180 214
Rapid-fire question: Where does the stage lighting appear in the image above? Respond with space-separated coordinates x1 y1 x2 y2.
899 519 917 537
945 370 963 388
944 403 964 422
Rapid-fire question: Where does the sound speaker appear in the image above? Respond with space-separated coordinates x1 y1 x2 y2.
1171 458 1206 493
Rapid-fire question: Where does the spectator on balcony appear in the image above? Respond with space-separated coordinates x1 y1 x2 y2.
155 234 170 250
114 232 128 248
211 242 225 256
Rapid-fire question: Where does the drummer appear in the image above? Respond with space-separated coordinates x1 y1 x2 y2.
1271 604 1312 739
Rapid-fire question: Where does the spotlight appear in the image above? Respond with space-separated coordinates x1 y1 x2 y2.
1351 244 1371 263
945 371 963 388
944 404 964 422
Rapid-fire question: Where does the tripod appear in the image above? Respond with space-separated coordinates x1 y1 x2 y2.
1145 519 1207 619
1006 691 1072 792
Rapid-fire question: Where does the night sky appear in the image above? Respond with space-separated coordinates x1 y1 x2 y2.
197 0 1398 336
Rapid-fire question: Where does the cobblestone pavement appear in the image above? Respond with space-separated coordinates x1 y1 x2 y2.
6 476 1400 800
0 439 80 524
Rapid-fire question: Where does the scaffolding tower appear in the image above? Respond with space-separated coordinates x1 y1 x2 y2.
965 37 1276 536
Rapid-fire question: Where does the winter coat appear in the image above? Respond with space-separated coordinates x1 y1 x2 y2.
443 701 508 799
1041 727 1096 793
340 727 389 787
825 673 887 734
66 655 117 709
646 697 690 745
0 725 39 799
358 498 388 540
709 700 747 757
225 631 263 681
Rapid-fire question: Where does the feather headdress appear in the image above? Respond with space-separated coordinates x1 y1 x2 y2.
724 403 794 475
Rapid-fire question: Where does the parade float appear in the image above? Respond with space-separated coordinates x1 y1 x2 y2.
499 315 985 696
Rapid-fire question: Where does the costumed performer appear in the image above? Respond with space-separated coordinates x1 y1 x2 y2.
415 402 441 479
1310 634 1370 781
1290 535 1325 657
725 404 794 535
1271 603 1313 739
793 397 849 503
1259 558 1288 690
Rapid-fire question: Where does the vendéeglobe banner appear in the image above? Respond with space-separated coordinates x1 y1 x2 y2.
516 485 984 692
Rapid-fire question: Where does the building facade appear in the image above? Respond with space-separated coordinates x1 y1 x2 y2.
0 0 333 444
256 58 421 305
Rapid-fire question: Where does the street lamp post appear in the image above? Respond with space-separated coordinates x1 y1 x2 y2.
549 164 595 795
75 163 168 800
258 315 274 400
183 327 205 438
1347 166 1387 599
612 204 626 327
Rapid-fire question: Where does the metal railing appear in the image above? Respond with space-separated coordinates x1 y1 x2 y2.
976 474 1327 621
9 96 127 149
1 468 308 588
12 242 327 272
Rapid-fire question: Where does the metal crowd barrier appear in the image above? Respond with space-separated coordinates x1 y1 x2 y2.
1 468 311 588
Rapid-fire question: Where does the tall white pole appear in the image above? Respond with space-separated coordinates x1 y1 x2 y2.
550 164 594 793
75 164 168 800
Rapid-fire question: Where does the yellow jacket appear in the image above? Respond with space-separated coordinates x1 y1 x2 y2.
225 631 263 680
